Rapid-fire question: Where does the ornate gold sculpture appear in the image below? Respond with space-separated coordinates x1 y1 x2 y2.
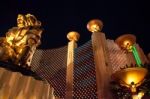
112 67 148 98
0 14 43 67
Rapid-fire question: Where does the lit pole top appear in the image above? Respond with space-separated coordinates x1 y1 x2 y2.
67 31 80 42
115 34 136 51
87 19 103 33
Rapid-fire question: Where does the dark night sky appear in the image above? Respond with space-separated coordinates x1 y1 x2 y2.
0 0 149 54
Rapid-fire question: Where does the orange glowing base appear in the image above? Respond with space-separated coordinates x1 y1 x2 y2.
112 67 148 93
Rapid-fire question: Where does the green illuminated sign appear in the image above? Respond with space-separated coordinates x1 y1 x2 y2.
131 45 142 67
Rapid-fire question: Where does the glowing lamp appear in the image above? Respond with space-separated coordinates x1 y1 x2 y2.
115 34 136 51
67 31 80 41
87 19 103 33
115 34 143 67
112 67 148 93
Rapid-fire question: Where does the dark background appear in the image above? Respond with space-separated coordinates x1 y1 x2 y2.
0 0 149 54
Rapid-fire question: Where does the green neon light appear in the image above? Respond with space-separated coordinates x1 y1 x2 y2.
131 45 142 67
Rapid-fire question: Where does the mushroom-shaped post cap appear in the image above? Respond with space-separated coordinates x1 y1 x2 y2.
115 34 136 49
87 19 103 33
67 31 80 42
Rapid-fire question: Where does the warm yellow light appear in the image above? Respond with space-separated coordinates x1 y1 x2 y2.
112 67 148 93
138 91 144 98
67 31 80 41
90 24 100 32
87 19 103 33
125 72 144 85
123 40 131 46
115 34 136 50
132 91 145 99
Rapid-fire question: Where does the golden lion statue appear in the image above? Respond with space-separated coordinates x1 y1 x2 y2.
0 14 43 67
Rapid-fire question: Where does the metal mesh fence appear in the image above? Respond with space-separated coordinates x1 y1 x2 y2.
107 39 128 73
31 46 67 98
73 40 98 99
30 39 129 98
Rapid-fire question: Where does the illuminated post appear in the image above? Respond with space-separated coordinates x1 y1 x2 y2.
65 31 80 99
87 19 112 98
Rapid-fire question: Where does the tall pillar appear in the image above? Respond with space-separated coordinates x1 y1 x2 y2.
87 19 112 99
65 31 80 99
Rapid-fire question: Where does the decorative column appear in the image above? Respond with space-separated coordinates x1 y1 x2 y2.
87 19 112 98
65 31 80 99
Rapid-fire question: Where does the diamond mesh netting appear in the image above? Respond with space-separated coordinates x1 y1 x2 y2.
107 39 128 73
31 46 67 98
73 40 98 99
30 39 131 98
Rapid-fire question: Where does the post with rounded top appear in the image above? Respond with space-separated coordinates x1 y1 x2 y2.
87 19 112 98
65 31 80 99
